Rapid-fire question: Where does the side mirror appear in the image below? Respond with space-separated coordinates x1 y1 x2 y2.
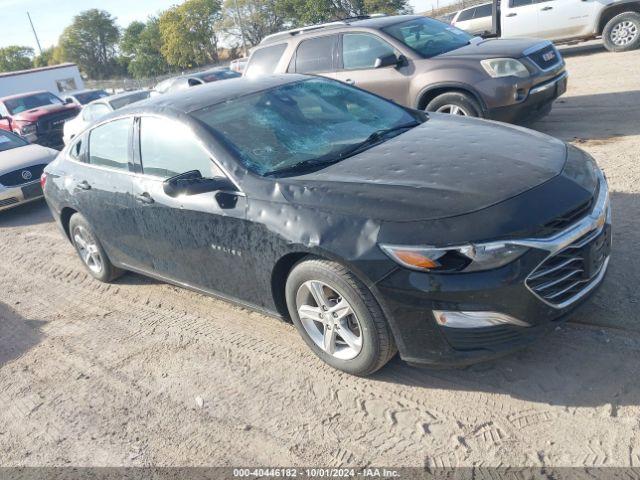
163 170 235 197
374 53 401 69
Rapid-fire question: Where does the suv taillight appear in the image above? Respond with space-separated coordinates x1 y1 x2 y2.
40 172 47 189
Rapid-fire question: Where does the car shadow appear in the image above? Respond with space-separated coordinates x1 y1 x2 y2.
557 42 606 58
0 200 53 228
0 302 46 370
529 90 640 141
114 271 163 286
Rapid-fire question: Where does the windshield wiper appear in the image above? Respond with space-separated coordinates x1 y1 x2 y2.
263 121 420 177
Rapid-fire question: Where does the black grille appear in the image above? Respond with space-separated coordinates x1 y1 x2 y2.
0 164 47 187
0 197 19 208
538 198 594 237
442 325 525 351
527 226 611 307
36 109 78 134
528 44 561 71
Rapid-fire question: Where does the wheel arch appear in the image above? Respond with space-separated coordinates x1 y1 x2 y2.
59 206 78 242
415 83 488 114
598 2 640 33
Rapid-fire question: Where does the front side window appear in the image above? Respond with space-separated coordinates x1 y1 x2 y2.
139 116 221 179
474 4 493 18
293 35 338 74
510 0 535 6
457 8 476 21
382 17 472 58
4 92 64 115
83 103 111 122
342 34 396 70
74 90 109 105
88 118 132 170
192 78 419 176
245 44 287 77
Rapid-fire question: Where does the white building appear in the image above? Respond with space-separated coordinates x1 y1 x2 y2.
0 63 84 98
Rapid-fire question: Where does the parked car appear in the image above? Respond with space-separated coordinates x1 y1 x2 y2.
451 3 493 36
43 76 611 375
0 90 80 150
436 12 457 24
63 90 150 145
152 67 242 95
63 89 109 106
465 0 640 52
245 15 567 123
230 57 249 74
0 129 57 211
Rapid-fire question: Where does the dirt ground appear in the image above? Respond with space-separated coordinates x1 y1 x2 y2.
1 43 639 468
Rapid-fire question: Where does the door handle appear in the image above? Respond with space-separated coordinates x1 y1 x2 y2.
345 79 355 85
77 180 91 190
136 192 155 204
541 6 553 10
506 12 517 17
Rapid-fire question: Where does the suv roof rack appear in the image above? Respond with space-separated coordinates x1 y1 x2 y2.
259 13 388 45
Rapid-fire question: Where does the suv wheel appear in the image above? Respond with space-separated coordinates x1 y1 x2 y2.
69 213 124 283
285 258 397 376
603 12 640 52
426 92 483 118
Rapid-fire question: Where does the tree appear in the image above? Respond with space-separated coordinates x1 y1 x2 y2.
0 46 34 72
159 0 222 68
121 18 171 79
219 0 286 50
59 9 121 79
276 0 411 26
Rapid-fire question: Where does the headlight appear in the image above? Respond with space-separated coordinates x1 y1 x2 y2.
380 242 529 273
18 123 36 135
481 58 530 78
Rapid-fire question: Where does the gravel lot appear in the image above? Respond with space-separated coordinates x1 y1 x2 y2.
1 44 639 467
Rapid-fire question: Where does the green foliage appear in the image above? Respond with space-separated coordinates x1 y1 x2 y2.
276 0 411 25
59 9 121 79
0 46 34 72
159 0 222 68
121 18 171 79
220 0 286 48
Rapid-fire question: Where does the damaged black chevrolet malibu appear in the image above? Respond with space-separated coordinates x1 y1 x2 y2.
42 75 611 376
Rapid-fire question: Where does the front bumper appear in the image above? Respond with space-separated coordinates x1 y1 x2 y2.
373 174 611 367
0 181 45 211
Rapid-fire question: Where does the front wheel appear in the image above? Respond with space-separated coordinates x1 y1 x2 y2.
425 91 483 118
285 258 397 376
603 12 640 52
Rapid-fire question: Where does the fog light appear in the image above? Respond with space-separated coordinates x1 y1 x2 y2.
433 311 530 329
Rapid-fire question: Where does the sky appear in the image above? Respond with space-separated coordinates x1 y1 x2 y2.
0 0 450 51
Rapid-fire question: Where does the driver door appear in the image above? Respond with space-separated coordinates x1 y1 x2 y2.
131 115 250 299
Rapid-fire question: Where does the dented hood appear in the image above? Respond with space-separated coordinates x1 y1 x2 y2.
278 114 567 222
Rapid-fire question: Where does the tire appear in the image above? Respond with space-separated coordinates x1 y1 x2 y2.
425 91 483 118
69 213 124 282
603 12 640 52
285 258 397 376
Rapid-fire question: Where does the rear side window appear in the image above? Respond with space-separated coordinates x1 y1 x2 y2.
139 116 222 179
474 4 493 18
342 34 396 70
293 35 338 74
88 118 132 171
245 44 287 77
457 8 475 21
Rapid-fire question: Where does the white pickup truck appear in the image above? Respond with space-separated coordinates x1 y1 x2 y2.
451 0 640 52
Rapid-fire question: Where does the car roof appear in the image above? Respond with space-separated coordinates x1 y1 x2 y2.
460 2 491 11
259 15 423 46
113 75 307 117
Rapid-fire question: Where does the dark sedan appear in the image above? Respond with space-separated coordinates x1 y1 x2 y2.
42 75 611 376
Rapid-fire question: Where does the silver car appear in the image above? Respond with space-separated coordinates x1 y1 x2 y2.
0 130 57 211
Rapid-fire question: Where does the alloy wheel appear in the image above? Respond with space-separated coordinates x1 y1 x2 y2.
295 280 363 360
611 20 639 46
73 226 103 274
436 104 469 116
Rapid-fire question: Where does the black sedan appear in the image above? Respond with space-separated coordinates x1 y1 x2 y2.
42 75 611 376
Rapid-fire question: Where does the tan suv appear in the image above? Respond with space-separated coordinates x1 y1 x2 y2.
244 15 568 123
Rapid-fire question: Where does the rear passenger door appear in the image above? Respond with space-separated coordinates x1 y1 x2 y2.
288 34 339 79
333 33 411 105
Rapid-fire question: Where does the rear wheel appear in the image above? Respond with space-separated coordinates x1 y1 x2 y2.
425 91 483 118
603 12 640 52
285 258 396 376
69 213 123 282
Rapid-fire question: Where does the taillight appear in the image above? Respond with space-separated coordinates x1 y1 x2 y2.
40 172 47 189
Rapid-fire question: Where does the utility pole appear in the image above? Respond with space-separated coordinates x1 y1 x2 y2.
27 12 43 56
232 0 249 57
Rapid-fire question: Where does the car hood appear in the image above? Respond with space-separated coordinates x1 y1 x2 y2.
0 144 58 173
438 37 549 59
11 103 79 122
277 114 567 222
